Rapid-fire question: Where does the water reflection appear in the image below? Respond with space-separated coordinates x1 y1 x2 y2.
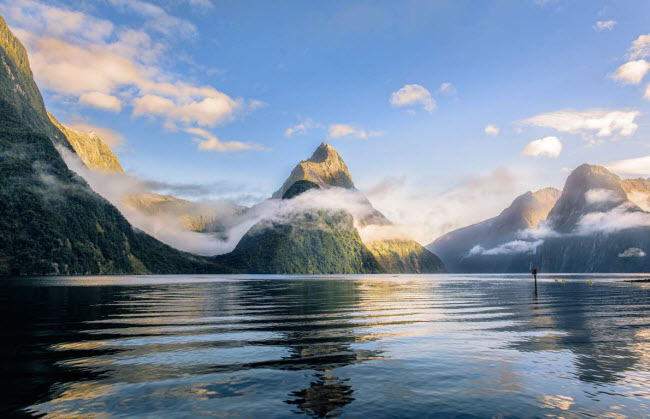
1 275 649 417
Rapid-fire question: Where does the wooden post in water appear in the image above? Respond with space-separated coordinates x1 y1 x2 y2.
531 267 538 295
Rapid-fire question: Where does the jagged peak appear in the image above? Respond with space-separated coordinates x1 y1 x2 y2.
272 141 355 198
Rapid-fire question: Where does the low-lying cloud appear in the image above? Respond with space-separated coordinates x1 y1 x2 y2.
618 247 646 258
468 240 543 256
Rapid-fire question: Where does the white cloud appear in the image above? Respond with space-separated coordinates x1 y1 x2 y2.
484 124 499 136
627 33 650 60
593 20 616 31
3 0 255 133
390 84 436 113
585 188 624 205
575 202 650 235
79 91 123 112
437 82 457 96
185 128 267 152
521 109 641 138
521 136 562 158
611 60 650 84
328 124 383 140
468 240 543 256
285 118 321 138
606 155 650 177
618 247 646 258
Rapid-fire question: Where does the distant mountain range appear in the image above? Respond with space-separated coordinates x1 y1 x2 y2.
429 164 650 273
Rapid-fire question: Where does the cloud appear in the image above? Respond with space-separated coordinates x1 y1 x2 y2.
593 20 616 31
185 127 267 152
79 91 123 112
285 118 321 138
521 136 562 158
390 84 436 113
67 123 126 148
606 155 650 177
575 202 650 235
437 82 457 96
627 33 650 60
521 109 640 138
468 240 543 256
484 124 499 136
3 0 256 133
364 167 522 244
610 60 650 84
106 0 197 38
328 124 383 140
618 247 646 258
585 188 625 205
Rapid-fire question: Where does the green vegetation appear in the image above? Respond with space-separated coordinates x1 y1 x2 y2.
217 210 382 274
366 239 445 273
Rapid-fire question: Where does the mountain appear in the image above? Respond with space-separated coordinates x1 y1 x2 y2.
47 112 123 173
620 177 650 212
536 164 650 272
272 142 355 198
229 142 444 274
0 15 228 276
430 164 650 273
428 187 561 272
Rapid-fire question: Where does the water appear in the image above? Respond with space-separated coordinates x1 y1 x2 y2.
2 274 650 418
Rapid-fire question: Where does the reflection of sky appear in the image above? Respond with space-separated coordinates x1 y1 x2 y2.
9 275 650 418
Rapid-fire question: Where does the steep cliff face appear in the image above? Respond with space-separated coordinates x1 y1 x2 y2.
428 187 561 272
272 142 355 198
0 16 67 145
0 15 227 276
47 112 124 173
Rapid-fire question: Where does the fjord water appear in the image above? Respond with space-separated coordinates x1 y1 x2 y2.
2 275 650 418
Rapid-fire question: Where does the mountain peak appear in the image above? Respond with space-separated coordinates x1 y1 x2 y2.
547 163 628 232
272 142 355 198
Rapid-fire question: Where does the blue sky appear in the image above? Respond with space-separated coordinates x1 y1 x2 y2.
3 0 650 240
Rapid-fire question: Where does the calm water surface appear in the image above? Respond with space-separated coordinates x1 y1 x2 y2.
2 274 650 418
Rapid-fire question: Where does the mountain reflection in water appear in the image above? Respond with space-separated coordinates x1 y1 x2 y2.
1 274 649 418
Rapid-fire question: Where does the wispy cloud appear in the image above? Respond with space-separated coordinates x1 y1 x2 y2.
606 155 650 177
390 84 436 113
593 20 616 31
285 118 321 138
186 128 268 152
521 136 562 158
437 82 457 96
328 124 383 140
521 109 640 139
107 0 197 38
